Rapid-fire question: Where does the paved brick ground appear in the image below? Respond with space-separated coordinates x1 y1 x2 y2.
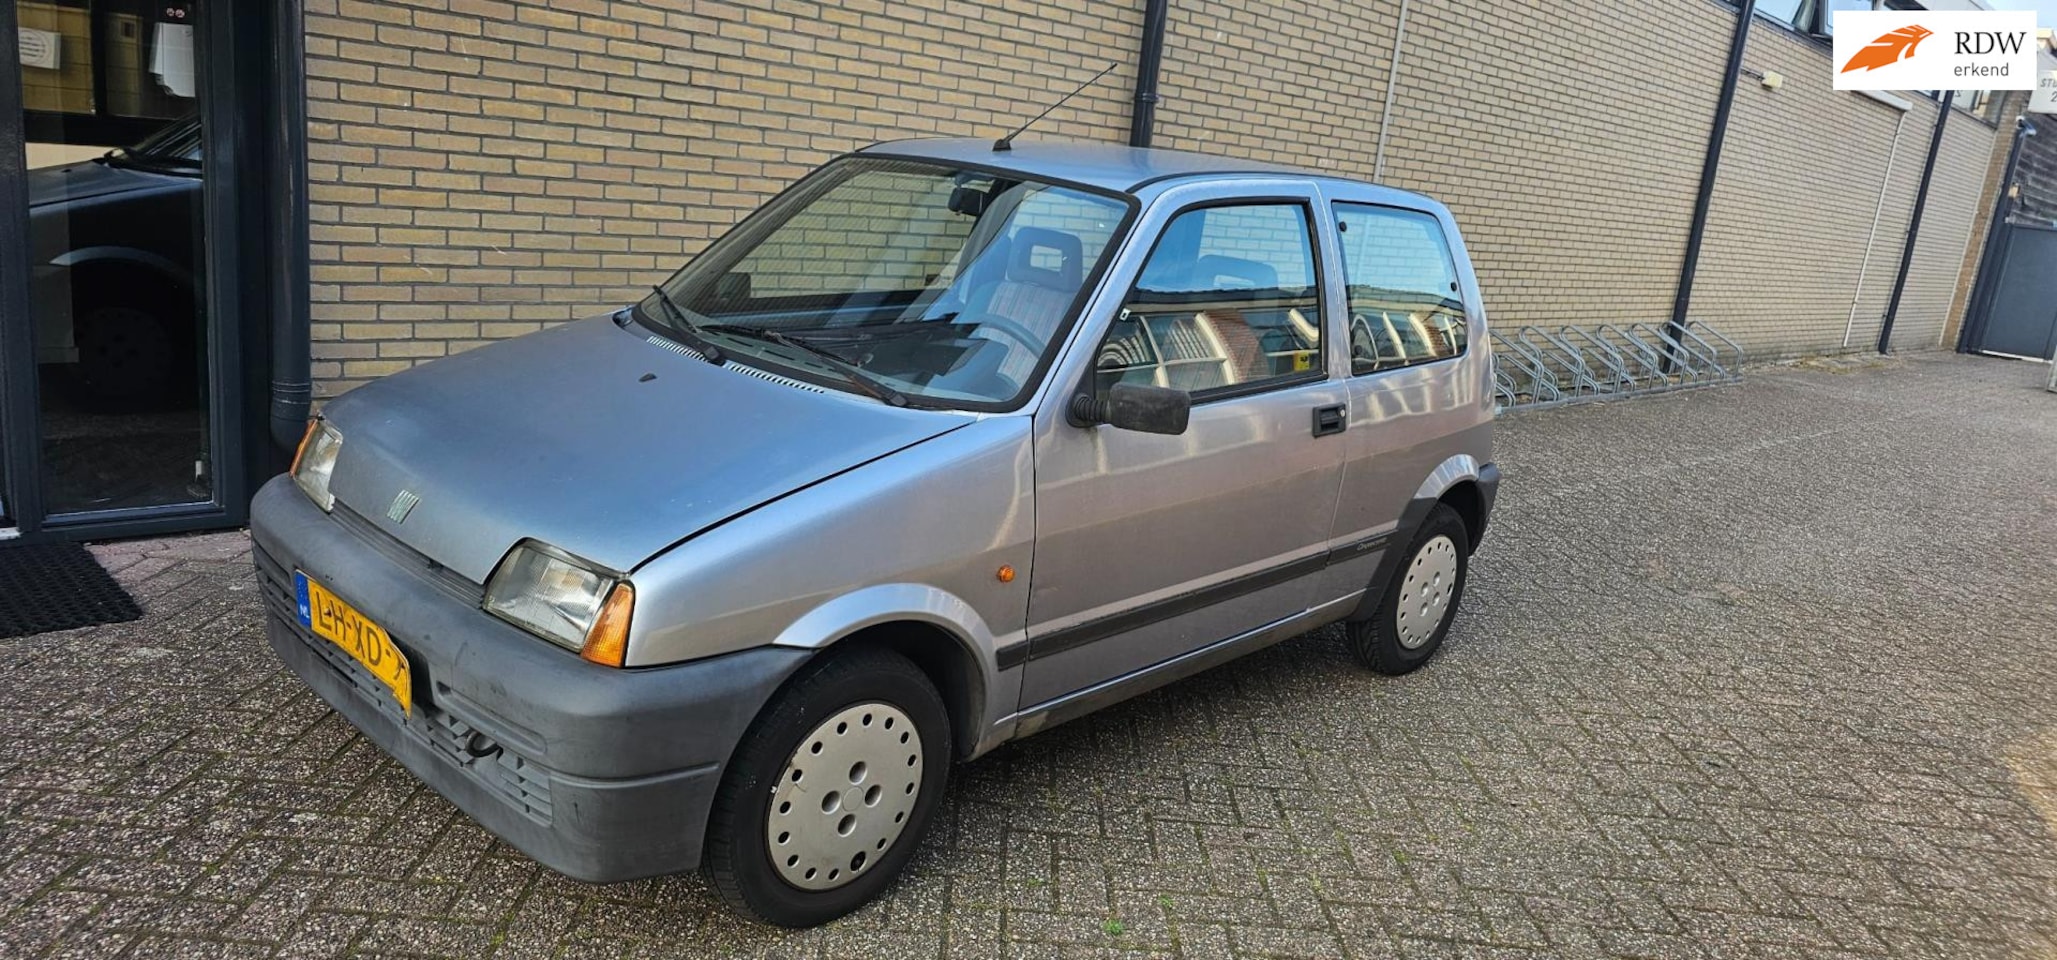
4 353 2056 959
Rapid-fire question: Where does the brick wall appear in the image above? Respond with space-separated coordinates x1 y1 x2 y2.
303 0 2008 393
1694 24 1927 357
1892 110 2000 351
302 0 1144 396
1151 0 1733 334
1691 22 1997 359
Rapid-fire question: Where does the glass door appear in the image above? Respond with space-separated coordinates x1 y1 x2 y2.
20 0 211 516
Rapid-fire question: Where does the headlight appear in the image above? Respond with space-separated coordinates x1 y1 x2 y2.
292 419 343 511
483 541 633 663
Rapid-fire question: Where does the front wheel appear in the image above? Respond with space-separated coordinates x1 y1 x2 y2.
702 647 951 927
1347 504 1470 675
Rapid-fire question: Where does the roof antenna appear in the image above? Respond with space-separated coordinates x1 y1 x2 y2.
994 62 1120 152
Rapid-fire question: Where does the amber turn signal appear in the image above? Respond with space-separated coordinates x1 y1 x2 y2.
580 581 635 667
290 417 320 476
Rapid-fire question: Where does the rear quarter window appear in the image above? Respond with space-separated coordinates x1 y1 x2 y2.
1333 203 1468 376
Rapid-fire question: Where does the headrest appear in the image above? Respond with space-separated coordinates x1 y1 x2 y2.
1193 255 1278 291
1007 226 1083 291
948 186 989 216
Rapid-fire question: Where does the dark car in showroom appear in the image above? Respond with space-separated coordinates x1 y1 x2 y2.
29 113 203 413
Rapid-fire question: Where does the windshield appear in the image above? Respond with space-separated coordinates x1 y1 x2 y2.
643 157 1129 410
106 114 202 172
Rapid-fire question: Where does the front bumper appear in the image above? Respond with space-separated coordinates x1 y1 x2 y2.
249 476 810 882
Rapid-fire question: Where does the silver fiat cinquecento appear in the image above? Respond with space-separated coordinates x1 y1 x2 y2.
250 138 1499 926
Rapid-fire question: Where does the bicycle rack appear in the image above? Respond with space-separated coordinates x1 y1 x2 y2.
1489 322 1743 412
1488 330 1565 407
1560 326 1636 393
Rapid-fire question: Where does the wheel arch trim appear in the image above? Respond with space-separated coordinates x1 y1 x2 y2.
768 583 1012 760
1349 455 1493 623
49 245 195 289
1410 453 1483 502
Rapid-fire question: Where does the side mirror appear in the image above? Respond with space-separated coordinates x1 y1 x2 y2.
1069 383 1191 435
714 272 752 302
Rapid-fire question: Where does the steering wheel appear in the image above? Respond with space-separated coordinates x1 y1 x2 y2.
965 313 1045 357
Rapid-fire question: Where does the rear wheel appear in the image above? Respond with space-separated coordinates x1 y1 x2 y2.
1347 504 1470 675
62 277 196 413
702 647 951 927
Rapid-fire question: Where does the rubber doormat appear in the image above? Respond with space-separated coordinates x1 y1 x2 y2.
0 542 143 639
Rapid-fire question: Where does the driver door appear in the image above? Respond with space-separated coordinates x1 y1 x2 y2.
1020 184 1349 708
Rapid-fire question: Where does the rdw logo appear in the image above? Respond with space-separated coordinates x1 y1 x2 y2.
1831 10 2037 91
1841 25 1932 74
1954 31 2026 55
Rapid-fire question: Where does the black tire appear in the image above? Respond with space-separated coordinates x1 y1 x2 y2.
63 280 197 413
702 646 951 927
1347 504 1470 676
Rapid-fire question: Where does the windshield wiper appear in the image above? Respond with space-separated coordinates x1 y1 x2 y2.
646 285 725 364
99 149 200 173
703 324 909 407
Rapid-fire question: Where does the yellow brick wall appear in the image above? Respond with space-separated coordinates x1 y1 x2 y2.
1891 111 1999 351
1690 21 1995 359
302 0 1143 395
304 0 2007 391
1693 22 1928 357
1151 0 1734 333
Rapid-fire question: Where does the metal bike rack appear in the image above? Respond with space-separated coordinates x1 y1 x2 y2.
1490 322 1743 411
1488 330 1565 407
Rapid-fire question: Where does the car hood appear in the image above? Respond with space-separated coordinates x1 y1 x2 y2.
321 315 976 583
27 159 180 207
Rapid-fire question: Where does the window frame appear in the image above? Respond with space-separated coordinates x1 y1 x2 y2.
1089 196 1330 407
1330 200 1471 378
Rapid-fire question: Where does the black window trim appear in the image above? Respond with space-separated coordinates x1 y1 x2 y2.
1085 194 1330 408
1330 199 1472 379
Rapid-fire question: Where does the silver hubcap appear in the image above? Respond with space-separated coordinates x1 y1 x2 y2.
1396 534 1460 649
766 702 923 891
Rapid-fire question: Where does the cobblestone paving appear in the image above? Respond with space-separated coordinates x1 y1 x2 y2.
4 354 2057 959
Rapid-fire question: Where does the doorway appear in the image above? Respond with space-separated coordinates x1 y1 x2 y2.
1966 222 2057 361
0 1 303 543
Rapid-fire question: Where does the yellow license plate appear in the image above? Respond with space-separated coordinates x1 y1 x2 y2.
295 571 413 715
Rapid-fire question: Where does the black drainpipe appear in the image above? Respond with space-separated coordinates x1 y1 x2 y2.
267 0 312 455
1876 90 1954 355
1129 0 1170 147
1666 0 1755 366
1955 114 2034 353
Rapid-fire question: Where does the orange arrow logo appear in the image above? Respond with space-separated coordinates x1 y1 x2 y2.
1842 25 1933 73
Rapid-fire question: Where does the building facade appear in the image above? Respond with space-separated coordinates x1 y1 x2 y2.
0 0 2031 541
299 0 2012 395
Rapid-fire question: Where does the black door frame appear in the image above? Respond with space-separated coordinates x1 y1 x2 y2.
0 0 35 537
0 1 306 544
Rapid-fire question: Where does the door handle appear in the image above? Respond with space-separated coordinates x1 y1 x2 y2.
1312 404 1347 437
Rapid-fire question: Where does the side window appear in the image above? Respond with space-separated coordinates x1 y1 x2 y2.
1333 203 1468 376
1094 203 1323 398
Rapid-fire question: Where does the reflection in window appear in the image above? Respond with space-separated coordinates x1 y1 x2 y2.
1333 203 1467 375
1820 0 1872 36
1095 204 1323 397
22 0 213 513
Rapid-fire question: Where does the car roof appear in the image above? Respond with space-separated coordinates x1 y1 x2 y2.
854 137 1423 200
